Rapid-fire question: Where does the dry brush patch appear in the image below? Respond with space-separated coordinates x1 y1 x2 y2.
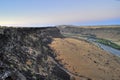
50 38 120 80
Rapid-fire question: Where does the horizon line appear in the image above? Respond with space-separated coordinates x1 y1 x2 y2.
0 24 120 28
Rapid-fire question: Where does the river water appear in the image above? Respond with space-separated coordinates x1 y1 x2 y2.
87 38 120 57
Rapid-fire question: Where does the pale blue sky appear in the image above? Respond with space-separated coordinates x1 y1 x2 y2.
0 0 120 27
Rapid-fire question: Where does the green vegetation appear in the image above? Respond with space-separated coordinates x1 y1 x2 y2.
96 38 120 50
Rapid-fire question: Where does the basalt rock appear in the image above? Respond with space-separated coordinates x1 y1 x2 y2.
0 27 70 80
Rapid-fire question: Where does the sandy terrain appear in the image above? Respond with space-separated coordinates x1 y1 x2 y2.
50 38 120 80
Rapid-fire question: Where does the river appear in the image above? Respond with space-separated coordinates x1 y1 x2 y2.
87 38 120 57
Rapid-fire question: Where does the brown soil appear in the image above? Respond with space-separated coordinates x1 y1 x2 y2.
49 38 120 80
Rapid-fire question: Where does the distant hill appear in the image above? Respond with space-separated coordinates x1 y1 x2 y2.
58 25 120 45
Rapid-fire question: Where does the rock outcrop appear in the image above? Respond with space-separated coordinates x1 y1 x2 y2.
0 27 70 80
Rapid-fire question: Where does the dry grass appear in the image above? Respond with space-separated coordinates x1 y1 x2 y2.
50 38 120 80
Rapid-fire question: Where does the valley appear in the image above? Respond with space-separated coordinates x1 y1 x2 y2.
0 25 120 80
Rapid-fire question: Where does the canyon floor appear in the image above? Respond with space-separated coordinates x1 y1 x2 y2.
50 38 120 80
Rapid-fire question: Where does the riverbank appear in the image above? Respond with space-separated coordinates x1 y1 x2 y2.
96 38 120 50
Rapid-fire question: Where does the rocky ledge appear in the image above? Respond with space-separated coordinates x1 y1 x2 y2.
0 27 70 80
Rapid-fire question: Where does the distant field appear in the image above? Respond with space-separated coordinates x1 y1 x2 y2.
50 38 120 80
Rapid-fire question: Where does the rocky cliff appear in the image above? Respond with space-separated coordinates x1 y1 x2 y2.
0 27 70 80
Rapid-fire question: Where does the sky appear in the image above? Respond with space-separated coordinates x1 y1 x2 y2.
0 0 120 27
